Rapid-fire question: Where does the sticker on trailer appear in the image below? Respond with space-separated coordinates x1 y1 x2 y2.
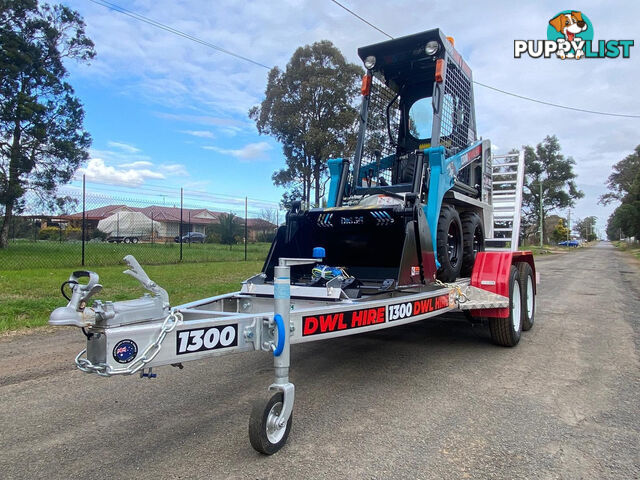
387 294 450 322
176 324 238 355
302 306 385 336
301 294 451 336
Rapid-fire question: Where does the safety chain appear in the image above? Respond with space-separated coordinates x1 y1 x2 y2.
433 279 469 305
75 311 183 377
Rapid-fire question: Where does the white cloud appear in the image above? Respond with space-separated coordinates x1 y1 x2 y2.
181 130 215 138
203 141 272 160
78 158 165 186
120 160 154 168
107 141 141 154
160 163 189 176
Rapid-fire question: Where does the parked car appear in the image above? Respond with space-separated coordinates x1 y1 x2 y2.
174 232 206 243
558 240 579 247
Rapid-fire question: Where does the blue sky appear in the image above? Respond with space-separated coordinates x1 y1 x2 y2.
61 0 639 233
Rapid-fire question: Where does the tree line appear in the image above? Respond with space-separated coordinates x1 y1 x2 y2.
601 146 640 241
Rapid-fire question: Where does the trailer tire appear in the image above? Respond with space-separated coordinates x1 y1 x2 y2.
131 237 139 244
460 212 484 277
489 265 522 347
249 391 292 455
518 262 535 331
436 204 463 282
123 237 131 244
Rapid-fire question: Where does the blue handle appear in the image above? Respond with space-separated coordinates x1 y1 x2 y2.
273 314 286 357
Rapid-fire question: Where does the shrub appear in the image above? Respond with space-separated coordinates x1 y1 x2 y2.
38 226 62 240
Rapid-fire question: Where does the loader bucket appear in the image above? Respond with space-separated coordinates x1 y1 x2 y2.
263 205 436 287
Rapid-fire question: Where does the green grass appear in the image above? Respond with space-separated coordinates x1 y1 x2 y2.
0 260 264 332
613 240 640 260
0 240 271 270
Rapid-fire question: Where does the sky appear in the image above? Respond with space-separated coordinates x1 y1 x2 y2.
60 0 640 232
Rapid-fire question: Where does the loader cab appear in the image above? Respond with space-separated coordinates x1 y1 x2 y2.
346 29 477 203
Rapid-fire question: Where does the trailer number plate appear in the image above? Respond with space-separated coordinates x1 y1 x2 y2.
176 324 238 355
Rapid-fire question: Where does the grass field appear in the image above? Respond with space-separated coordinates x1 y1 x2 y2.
0 240 271 270
0 260 265 332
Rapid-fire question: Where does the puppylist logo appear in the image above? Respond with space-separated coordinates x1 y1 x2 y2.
514 11 633 60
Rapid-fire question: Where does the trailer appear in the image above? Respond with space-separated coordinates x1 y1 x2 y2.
49 29 537 454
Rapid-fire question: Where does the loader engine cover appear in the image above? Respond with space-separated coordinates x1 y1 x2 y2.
263 205 436 287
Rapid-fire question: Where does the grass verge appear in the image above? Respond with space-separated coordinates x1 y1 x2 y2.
613 240 640 260
0 260 263 332
0 240 271 270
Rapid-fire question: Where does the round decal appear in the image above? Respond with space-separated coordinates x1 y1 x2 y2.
113 339 138 364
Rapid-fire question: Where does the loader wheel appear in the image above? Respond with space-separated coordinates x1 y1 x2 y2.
489 265 522 347
249 391 292 455
461 212 484 277
436 204 463 282
518 262 535 331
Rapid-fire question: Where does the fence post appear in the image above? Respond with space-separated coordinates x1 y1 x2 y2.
151 212 154 244
244 196 248 261
81 175 86 266
188 210 191 248
180 188 183 261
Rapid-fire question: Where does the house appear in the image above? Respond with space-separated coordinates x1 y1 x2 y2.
64 205 220 241
63 205 276 242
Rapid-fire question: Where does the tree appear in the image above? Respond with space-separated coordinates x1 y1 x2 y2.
521 135 583 244
599 145 640 205
573 215 597 241
602 146 640 241
0 0 95 248
249 41 362 207
550 218 570 244
212 212 242 250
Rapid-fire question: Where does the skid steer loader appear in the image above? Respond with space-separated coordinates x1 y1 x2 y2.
264 29 493 289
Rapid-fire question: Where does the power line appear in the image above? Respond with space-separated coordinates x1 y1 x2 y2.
88 0 640 119
328 0 393 39
328 0 640 119
472 81 640 118
87 0 271 69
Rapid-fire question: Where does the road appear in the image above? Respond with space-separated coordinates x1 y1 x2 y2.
1 242 638 479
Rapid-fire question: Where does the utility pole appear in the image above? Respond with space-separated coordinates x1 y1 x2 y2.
539 181 543 248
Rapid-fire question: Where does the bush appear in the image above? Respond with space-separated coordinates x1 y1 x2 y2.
65 227 82 240
38 226 62 240
38 226 82 241
91 229 108 241
206 232 221 244
256 231 276 243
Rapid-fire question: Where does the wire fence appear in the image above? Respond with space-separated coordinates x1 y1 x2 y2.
1 178 284 270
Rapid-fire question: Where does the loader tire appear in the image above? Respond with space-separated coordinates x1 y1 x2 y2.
489 265 522 347
460 212 485 277
436 204 463 282
518 262 535 331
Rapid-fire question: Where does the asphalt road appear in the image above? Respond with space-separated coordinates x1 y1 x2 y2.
1 242 638 479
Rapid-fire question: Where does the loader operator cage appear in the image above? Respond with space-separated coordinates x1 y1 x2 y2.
350 29 477 198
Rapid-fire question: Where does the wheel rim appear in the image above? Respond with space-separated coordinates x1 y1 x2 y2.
526 276 534 318
447 222 460 267
265 401 287 444
473 225 483 256
512 282 521 332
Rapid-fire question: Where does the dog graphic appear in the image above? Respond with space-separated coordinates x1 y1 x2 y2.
549 11 588 59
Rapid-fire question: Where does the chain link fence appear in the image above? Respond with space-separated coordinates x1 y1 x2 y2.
1 179 284 270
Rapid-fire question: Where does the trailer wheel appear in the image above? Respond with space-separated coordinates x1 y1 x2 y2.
518 262 535 331
436 204 463 282
249 391 292 455
489 265 522 347
460 212 484 277
131 237 139 244
123 237 131 244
